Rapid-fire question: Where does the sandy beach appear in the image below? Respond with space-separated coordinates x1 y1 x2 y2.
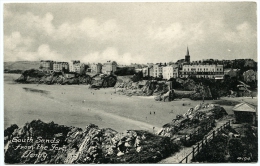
4 74 257 132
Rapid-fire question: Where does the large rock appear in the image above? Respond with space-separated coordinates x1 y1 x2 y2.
4 121 179 164
158 103 227 138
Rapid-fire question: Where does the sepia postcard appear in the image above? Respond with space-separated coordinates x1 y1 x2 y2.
2 1 258 164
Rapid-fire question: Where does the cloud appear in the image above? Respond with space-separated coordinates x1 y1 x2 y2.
78 18 120 40
4 31 33 50
223 21 256 43
11 12 55 37
147 22 205 48
82 47 146 65
4 31 63 62
5 10 121 43
4 3 257 63
36 44 63 61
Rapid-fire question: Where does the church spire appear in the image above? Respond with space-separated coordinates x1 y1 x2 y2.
185 46 190 63
186 46 189 56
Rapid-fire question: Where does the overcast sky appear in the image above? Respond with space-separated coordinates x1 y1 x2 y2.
4 2 257 64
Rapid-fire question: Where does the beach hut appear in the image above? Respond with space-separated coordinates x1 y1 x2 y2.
232 102 257 125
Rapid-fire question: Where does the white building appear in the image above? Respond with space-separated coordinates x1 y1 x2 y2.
162 65 179 80
102 61 117 74
90 63 102 74
53 62 69 72
142 67 149 77
40 60 54 70
69 60 81 73
180 64 224 79
153 63 166 78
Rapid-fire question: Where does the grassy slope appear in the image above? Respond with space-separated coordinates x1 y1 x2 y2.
4 61 40 71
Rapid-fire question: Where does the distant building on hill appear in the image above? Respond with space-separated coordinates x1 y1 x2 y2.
153 63 166 78
142 67 149 77
69 60 81 73
180 64 224 79
53 62 69 72
40 60 54 70
90 63 102 74
176 47 224 79
102 61 117 74
79 63 89 74
162 64 179 80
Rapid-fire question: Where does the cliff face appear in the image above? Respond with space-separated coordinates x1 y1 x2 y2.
4 120 179 164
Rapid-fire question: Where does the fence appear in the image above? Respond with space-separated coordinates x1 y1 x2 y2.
181 120 214 143
179 120 231 163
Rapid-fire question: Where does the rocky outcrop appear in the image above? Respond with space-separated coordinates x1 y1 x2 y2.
4 120 179 164
16 69 45 83
114 78 213 101
158 103 227 138
190 85 212 100
115 80 172 98
182 78 197 91
16 70 115 88
90 75 117 88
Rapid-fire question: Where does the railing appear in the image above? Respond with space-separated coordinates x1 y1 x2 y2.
181 120 213 143
179 120 231 163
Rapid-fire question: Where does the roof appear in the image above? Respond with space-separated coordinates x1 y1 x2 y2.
233 102 256 113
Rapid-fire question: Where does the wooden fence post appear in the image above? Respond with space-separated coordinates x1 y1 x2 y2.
197 142 200 152
186 156 188 163
205 137 208 145
192 147 195 159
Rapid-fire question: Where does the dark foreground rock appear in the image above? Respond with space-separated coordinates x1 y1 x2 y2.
4 120 180 164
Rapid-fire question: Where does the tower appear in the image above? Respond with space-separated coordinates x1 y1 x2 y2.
185 47 190 63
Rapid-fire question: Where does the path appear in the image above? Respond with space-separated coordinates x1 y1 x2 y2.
158 118 232 163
